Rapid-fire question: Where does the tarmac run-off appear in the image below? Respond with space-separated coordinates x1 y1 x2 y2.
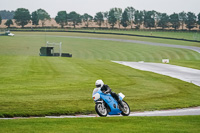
1 106 200 119
113 61 200 87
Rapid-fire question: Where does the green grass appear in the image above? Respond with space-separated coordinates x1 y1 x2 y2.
3 32 200 68
1 116 200 133
0 32 200 117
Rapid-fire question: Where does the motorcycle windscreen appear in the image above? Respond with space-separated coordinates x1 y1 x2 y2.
118 93 125 100
93 93 100 101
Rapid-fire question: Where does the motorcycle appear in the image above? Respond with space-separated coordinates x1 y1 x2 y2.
92 89 130 117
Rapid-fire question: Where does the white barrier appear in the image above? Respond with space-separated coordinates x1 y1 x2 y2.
162 59 169 63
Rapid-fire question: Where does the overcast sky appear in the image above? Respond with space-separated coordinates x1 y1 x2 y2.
1 0 200 18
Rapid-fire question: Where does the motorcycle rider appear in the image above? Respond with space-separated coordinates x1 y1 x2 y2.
93 79 124 108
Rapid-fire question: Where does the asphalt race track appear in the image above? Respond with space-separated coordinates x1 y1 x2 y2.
1 107 200 119
113 61 200 87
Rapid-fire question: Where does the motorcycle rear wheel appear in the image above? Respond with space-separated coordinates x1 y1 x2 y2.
95 103 108 117
121 100 130 116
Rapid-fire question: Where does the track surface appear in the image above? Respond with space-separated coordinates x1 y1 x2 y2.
113 61 200 87
44 106 200 117
1 107 200 119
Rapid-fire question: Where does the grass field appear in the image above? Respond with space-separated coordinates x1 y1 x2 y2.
1 116 200 133
6 31 200 68
0 32 200 118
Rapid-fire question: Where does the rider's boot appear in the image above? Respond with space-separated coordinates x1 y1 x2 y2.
118 100 125 111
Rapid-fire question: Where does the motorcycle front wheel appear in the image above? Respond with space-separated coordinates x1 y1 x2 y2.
121 100 130 116
95 103 108 117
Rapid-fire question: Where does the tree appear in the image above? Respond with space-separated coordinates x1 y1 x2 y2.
185 12 196 30
121 10 129 29
108 8 117 29
31 11 39 26
125 7 135 29
169 13 180 30
0 15 2 25
198 13 200 29
113 8 122 28
55 11 68 28
143 10 155 29
14 8 31 28
94 12 104 28
157 13 169 29
4 19 13 28
154 11 162 29
36 8 50 27
0 10 15 19
68 11 81 28
82 13 93 28
134 10 143 29
103 12 109 28
179 11 187 30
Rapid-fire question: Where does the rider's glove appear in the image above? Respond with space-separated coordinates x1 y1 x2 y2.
104 91 109 94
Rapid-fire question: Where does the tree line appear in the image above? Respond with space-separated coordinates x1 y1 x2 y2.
0 7 200 30
0 10 15 19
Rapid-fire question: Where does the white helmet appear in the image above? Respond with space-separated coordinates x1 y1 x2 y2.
95 79 104 88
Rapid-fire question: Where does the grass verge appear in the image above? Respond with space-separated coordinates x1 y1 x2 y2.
0 116 200 133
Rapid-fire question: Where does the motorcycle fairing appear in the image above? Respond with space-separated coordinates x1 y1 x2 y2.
99 91 122 115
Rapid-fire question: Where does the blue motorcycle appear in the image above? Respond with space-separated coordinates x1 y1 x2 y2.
92 90 130 117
